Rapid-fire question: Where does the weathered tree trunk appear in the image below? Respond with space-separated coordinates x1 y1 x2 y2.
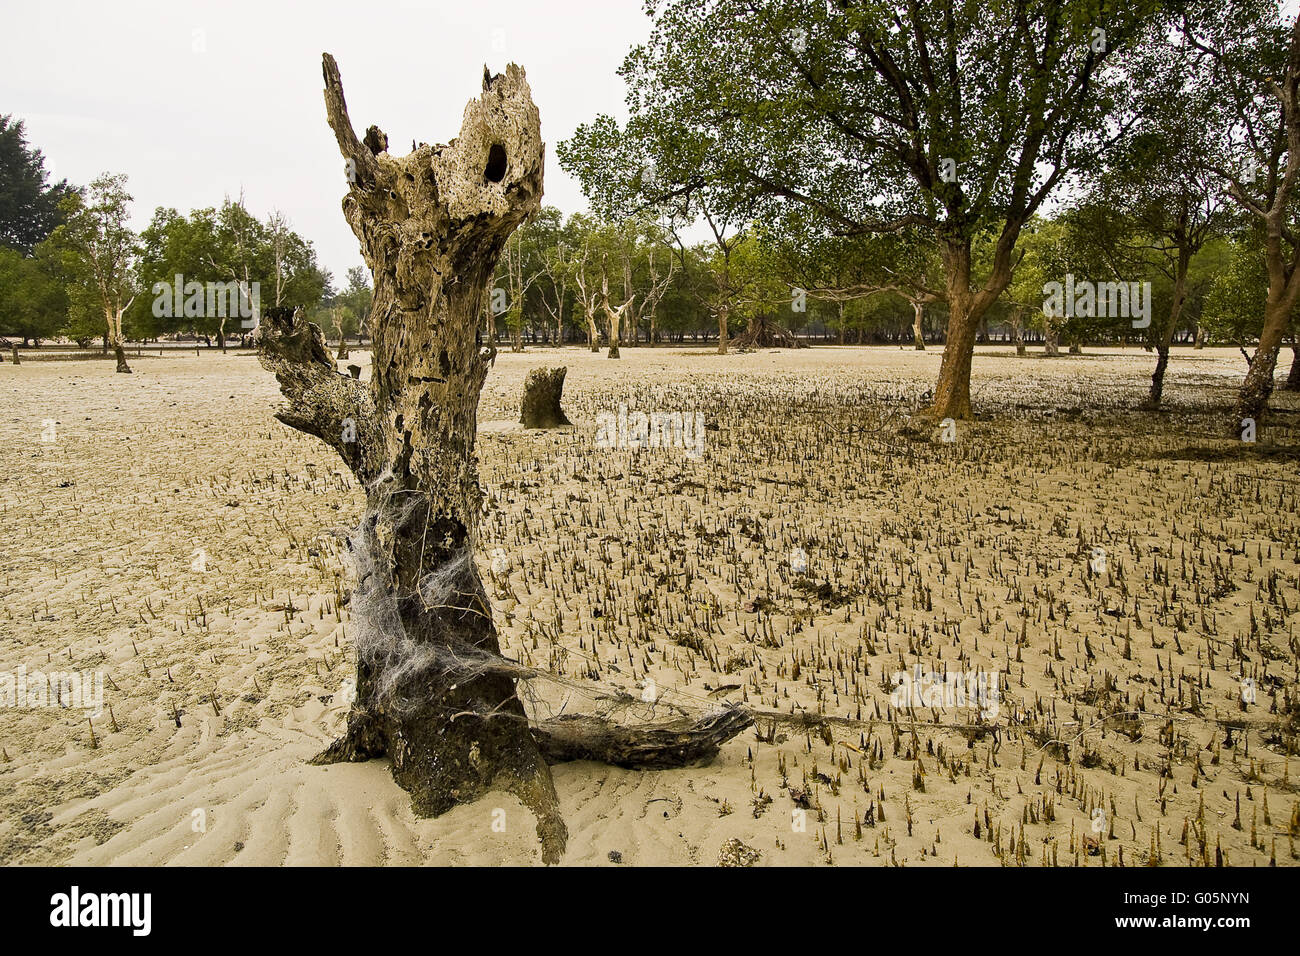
600 263 627 359
1235 298 1291 425
1012 311 1026 356
10 346 19 365
1286 344 1300 391
520 366 571 428
259 54 566 863
337 337 349 360
1194 326 1205 349
912 301 925 350
606 310 621 358
717 303 729 354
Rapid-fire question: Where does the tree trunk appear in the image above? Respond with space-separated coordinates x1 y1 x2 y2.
258 54 566 863
912 301 925 350
556 289 564 347
520 367 571 428
1013 312 1026 356
606 306 621 359
10 346 18 365
930 244 984 419
1235 297 1291 426
108 310 132 374
1286 345 1300 391
1147 262 1187 408
1148 346 1170 406
600 267 625 359
717 303 729 354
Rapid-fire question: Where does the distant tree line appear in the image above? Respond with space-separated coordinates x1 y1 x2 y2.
0 115 349 368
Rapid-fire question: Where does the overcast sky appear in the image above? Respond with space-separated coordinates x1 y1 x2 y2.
2 0 650 286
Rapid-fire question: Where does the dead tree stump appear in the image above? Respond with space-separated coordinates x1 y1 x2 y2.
254 54 752 865
519 367 571 428
257 54 565 863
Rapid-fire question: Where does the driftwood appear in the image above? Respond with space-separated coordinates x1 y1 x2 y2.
533 707 752 769
519 366 571 428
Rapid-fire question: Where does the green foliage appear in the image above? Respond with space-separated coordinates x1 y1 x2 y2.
1202 233 1271 346
0 115 72 255
0 240 68 343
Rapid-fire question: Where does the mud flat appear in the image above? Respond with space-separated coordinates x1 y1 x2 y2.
1 345 1296 866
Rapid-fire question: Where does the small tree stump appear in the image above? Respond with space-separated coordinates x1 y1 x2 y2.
10 346 18 365
520 366 571 428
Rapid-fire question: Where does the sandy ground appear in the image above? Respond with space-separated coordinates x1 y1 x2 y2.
1 343 1298 867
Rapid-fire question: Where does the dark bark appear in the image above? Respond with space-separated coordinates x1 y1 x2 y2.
1148 346 1170 407
114 342 132 373
1285 345 1300 391
520 366 571 428
532 707 752 769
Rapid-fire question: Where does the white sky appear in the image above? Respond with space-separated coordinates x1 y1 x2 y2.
1 0 649 286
